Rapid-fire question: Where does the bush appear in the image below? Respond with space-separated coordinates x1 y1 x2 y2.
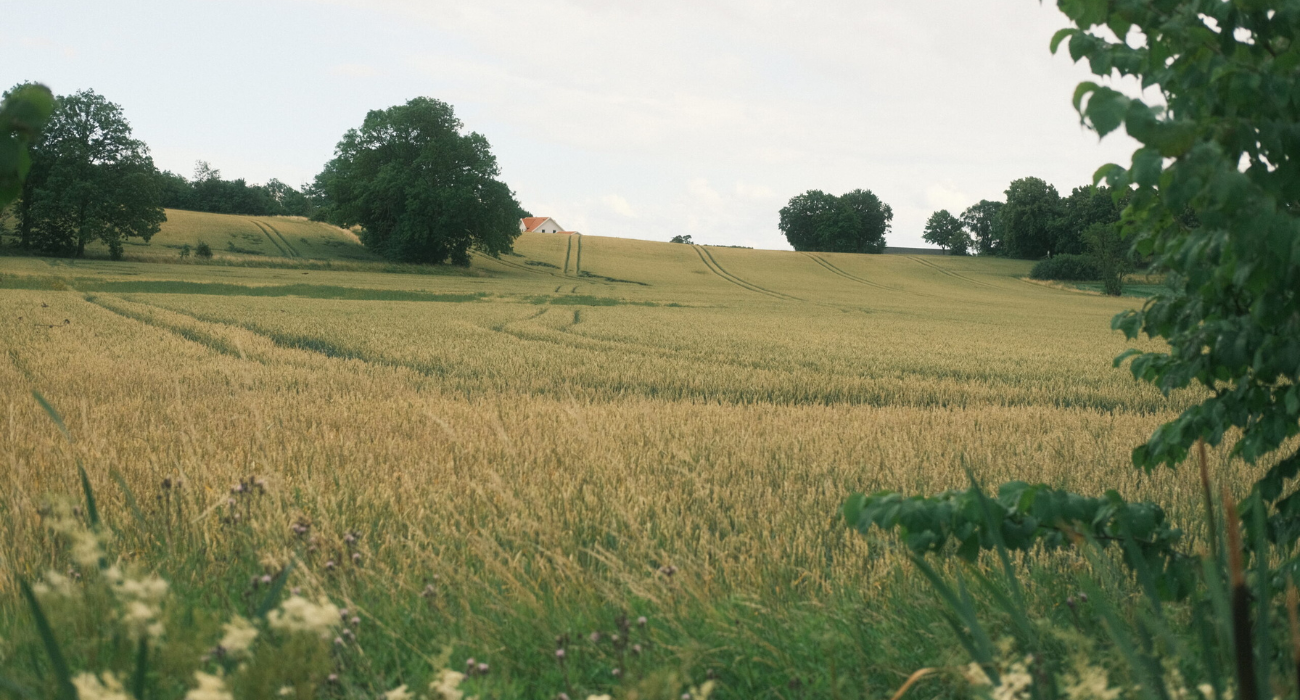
195 241 213 259
1028 254 1099 281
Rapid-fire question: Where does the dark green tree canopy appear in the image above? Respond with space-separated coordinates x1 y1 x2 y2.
1056 184 1120 255
922 209 971 255
960 199 1004 255
778 188 892 254
18 89 164 259
0 83 54 211
314 97 526 266
1000 177 1062 259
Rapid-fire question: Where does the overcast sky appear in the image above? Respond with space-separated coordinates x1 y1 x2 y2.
7 0 1138 249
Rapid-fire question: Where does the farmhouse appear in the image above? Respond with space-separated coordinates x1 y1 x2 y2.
520 217 575 234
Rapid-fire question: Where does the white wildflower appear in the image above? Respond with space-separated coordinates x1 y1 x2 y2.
185 672 233 700
267 595 341 639
72 672 130 700
1063 665 1121 700
586 696 612 700
964 662 993 687
218 616 258 657
385 685 414 700
430 669 466 700
277 686 294 697
32 570 76 598
991 660 1034 700
112 573 168 639
689 680 716 700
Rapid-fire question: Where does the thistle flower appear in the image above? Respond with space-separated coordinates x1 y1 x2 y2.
268 595 342 638
637 616 647 627
72 672 130 700
185 672 233 700
555 649 566 660
476 663 489 675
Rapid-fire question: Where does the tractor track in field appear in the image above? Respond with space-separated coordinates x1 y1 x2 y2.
908 256 997 289
85 295 264 362
802 253 897 292
693 245 800 301
250 220 292 258
564 236 574 274
574 234 583 275
262 221 303 258
472 252 565 278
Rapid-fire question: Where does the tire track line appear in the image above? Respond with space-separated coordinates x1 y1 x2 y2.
250 220 291 258
908 256 998 289
263 221 303 258
693 246 799 301
574 234 583 275
563 236 573 275
472 251 565 278
802 253 894 292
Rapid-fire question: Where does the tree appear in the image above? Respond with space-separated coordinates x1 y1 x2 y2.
669 234 693 244
1082 222 1126 296
0 83 54 212
778 189 892 253
313 97 526 266
1055 184 1120 255
20 89 164 259
922 209 970 254
1000 177 1061 259
960 199 1004 255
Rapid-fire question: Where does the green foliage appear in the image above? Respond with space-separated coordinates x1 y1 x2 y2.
313 97 526 266
194 240 212 259
669 234 693 244
17 89 164 259
1083 223 1128 296
1049 0 1300 474
961 199 1005 255
0 83 54 211
1058 185 1122 256
1029 253 1101 281
923 209 972 255
158 161 318 217
778 189 892 254
1001 177 1062 259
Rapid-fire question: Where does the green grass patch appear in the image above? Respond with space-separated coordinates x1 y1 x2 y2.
1071 282 1168 297
0 275 487 302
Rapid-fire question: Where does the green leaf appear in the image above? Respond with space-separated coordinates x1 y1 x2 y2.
1050 28 1077 54
31 390 73 443
19 580 75 700
255 561 295 619
79 464 100 530
111 468 146 526
1073 81 1100 113
1085 87 1131 137
1130 148 1163 188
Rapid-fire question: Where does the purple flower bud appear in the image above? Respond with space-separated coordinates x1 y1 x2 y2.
1066 596 1076 609
555 649 566 660
327 674 339 684
589 631 601 643
1079 592 1089 603
466 657 476 668
637 616 647 627
632 644 642 655
476 663 489 675
350 616 360 627
351 552 362 564
558 694 570 700
325 560 336 570
682 695 692 700
339 608 349 617
612 668 622 678
260 575 272 585
291 587 301 595
333 637 344 646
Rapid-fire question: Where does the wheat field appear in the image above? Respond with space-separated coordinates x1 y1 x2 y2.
0 230 1246 697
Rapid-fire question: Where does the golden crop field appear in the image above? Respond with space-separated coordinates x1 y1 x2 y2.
0 230 1249 696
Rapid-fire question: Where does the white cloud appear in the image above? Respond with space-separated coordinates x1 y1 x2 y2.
924 184 972 214
602 194 637 218
331 63 381 78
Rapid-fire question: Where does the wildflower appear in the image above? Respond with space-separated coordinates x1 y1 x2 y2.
689 681 716 700
32 570 76 598
637 616 647 627
589 631 601 643
112 573 169 639
429 669 465 700
612 668 622 678
422 584 436 599
632 643 642 655
991 660 1034 700
476 663 489 675
350 616 361 627
1063 665 1120 700
277 686 294 697
964 662 993 687
185 672 233 700
555 649 566 660
72 672 130 700
384 685 414 700
586 696 612 700
352 552 362 565
268 595 342 638
218 616 258 657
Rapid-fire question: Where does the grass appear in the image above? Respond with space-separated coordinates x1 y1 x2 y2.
0 232 1233 699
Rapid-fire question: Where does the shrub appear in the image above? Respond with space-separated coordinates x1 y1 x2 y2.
179 243 191 259
195 241 213 259
1028 254 1099 281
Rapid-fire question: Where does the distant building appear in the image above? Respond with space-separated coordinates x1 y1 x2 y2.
520 217 575 234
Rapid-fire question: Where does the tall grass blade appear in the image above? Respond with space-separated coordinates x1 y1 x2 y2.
1248 491 1270 697
31 390 72 443
1287 584 1300 700
19 580 75 700
255 560 295 619
907 553 996 671
111 468 145 525
1223 490 1259 700
78 464 100 529
133 636 148 700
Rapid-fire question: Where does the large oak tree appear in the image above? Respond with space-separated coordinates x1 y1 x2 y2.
778 189 892 254
314 98 526 266
18 89 164 259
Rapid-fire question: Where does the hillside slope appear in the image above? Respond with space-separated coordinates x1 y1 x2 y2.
97 209 380 262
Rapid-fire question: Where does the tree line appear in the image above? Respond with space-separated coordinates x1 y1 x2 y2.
2 85 526 265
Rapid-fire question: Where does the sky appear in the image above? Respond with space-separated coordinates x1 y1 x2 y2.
6 0 1139 250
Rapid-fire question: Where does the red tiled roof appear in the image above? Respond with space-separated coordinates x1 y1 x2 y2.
521 217 549 232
